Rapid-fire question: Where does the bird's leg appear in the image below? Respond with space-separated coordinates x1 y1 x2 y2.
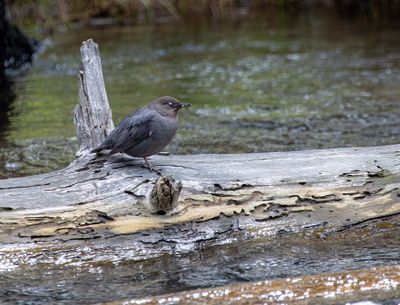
143 157 153 171
143 157 162 175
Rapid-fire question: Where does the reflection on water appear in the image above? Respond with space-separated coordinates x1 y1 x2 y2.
1 8 400 177
0 216 399 304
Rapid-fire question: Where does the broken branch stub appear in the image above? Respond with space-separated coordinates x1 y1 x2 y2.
74 39 114 157
150 176 182 214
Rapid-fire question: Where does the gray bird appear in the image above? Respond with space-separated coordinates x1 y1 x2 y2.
91 96 190 171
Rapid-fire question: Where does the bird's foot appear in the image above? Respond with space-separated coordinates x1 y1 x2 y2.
143 157 162 175
154 168 163 176
142 164 162 175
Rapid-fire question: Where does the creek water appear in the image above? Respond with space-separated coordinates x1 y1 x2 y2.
0 7 400 305
0 216 400 304
1 8 400 177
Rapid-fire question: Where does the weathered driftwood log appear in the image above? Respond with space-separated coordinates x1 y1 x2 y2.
0 39 399 248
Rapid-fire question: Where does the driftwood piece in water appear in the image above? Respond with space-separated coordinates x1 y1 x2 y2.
0 39 400 249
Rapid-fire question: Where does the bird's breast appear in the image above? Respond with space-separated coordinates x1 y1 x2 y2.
151 116 178 139
125 115 178 158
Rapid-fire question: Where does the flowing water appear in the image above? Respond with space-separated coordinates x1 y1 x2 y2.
0 216 399 304
1 9 400 177
1 7 400 305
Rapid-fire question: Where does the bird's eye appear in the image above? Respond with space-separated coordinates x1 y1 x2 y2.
168 102 173 107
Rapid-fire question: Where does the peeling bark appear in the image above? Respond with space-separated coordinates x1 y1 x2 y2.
1 144 399 246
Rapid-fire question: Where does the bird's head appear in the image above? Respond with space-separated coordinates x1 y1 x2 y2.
150 96 191 117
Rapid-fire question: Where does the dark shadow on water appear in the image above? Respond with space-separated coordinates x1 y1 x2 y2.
0 0 42 177
0 0 37 141
0 76 16 142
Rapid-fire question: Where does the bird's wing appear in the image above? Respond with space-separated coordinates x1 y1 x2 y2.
110 110 155 154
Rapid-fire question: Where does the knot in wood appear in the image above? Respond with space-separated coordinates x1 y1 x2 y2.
150 176 182 215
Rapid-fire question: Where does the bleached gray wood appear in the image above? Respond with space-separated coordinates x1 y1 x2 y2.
74 39 114 157
0 144 399 245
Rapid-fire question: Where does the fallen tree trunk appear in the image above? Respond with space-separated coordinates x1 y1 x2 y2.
0 39 399 247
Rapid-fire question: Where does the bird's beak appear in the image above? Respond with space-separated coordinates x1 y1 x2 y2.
179 103 191 108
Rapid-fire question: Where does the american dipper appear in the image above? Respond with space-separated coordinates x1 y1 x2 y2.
91 96 190 171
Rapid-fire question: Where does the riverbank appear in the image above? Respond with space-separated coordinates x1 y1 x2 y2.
8 0 400 38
